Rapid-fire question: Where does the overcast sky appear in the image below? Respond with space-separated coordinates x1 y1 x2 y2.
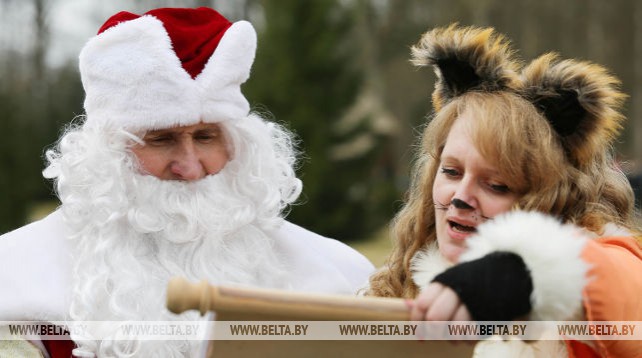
0 0 244 68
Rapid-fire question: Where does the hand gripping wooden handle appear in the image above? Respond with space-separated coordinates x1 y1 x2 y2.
166 277 410 321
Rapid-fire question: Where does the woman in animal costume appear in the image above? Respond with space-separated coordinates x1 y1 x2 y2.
367 24 642 357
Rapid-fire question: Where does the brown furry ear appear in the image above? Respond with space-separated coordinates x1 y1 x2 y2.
521 53 627 166
412 24 521 111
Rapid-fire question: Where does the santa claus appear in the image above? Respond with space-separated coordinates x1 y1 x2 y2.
0 7 374 357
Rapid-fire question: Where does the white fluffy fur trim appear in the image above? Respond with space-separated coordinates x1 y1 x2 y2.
199 21 255 123
79 16 255 132
460 211 589 321
410 241 452 290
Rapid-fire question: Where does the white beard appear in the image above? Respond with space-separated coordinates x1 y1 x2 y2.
46 117 300 357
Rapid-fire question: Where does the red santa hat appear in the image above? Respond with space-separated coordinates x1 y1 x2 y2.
79 7 256 132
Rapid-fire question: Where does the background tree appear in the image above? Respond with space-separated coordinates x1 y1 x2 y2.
246 0 399 240
1 0 641 239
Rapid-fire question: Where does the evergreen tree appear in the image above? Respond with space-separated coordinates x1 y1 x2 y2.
246 0 398 241
0 62 82 234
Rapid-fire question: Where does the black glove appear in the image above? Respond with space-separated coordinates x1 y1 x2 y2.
432 251 533 321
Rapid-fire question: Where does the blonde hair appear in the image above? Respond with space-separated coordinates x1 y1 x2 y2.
367 91 638 298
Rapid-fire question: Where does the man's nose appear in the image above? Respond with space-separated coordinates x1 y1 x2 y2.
169 141 206 181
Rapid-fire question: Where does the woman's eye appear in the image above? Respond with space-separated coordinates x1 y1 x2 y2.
489 183 511 194
440 167 460 177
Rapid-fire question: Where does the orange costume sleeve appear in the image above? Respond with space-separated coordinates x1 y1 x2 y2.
567 236 642 358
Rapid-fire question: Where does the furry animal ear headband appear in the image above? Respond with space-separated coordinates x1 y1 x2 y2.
412 24 627 166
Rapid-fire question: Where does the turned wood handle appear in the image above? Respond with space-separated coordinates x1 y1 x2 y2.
166 277 409 321
167 277 216 316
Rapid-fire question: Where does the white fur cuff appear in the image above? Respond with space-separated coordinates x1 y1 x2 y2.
460 211 589 321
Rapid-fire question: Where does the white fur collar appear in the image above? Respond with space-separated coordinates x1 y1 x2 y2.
410 241 452 290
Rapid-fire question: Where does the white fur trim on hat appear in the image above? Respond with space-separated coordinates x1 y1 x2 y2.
79 15 255 132
459 211 589 321
199 21 255 124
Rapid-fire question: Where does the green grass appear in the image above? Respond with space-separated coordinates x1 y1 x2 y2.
27 201 59 223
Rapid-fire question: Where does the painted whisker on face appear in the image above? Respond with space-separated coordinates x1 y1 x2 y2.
434 200 491 221
434 201 449 211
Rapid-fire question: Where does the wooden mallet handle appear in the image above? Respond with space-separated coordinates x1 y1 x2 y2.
166 277 409 321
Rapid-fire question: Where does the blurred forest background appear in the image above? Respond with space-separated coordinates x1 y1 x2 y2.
1 0 641 255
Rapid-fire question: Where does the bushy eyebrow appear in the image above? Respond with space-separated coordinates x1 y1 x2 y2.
143 129 174 137
143 126 222 138
193 127 221 135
